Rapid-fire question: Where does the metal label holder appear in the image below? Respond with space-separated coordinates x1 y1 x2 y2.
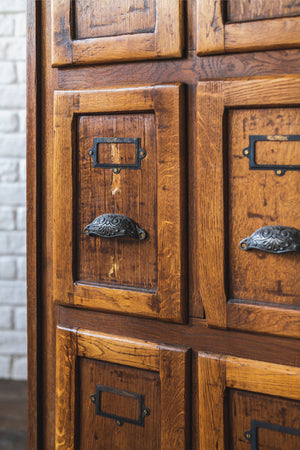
243 135 300 176
90 384 150 427
88 137 146 173
245 419 300 449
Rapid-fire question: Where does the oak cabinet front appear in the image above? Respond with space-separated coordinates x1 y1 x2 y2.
196 77 300 338
53 85 186 322
197 0 300 55
51 0 184 66
198 352 300 449
56 326 190 449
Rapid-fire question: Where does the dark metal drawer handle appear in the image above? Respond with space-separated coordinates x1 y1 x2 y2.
239 226 300 254
83 213 147 240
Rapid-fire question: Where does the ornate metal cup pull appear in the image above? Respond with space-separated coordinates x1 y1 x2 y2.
83 213 147 240
239 225 300 254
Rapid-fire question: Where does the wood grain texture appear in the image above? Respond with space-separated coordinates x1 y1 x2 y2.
196 0 224 55
198 352 300 449
55 326 190 449
76 114 157 290
78 359 161 449
55 327 77 450
160 348 190 449
59 309 300 368
53 85 186 322
228 108 300 307
58 50 300 89
196 77 300 338
51 0 183 66
229 390 300 449
227 0 300 22
198 352 226 449
196 0 300 55
74 0 156 39
196 81 227 327
26 0 40 448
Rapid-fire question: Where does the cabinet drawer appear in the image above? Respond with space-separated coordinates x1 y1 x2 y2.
53 85 186 322
196 77 300 338
56 326 190 449
197 0 300 55
51 0 183 66
198 352 300 449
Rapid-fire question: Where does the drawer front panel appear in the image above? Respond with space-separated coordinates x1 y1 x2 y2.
53 85 186 322
227 0 300 22
197 0 300 55
56 327 190 449
198 352 300 449
77 113 157 291
229 390 300 449
74 0 156 40
228 108 300 307
51 0 183 66
79 359 161 449
196 78 300 337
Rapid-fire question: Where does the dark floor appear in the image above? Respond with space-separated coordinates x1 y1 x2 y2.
0 380 27 450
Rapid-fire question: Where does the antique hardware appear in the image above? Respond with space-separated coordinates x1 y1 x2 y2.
83 213 147 240
88 137 146 173
239 225 300 254
244 420 300 449
243 135 300 176
90 385 150 427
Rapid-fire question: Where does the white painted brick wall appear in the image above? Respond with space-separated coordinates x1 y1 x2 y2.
0 0 27 380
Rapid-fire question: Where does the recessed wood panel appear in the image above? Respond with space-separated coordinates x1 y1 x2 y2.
227 0 300 23
52 0 183 66
74 0 156 39
198 352 300 450
228 108 300 307
229 390 300 449
76 114 157 291
197 0 300 55
78 359 161 449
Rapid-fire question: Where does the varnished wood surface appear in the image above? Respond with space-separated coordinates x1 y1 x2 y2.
27 0 300 448
229 390 300 449
58 50 300 89
227 0 300 23
228 108 300 306
196 77 300 338
78 359 161 449
59 309 300 368
51 0 183 66
198 352 300 449
55 326 190 449
196 0 300 55
74 0 156 40
53 85 186 322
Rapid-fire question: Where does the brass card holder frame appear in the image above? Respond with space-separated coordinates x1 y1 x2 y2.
243 135 300 176
88 137 146 173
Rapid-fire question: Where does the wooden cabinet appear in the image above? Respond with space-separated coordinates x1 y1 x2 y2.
27 0 300 449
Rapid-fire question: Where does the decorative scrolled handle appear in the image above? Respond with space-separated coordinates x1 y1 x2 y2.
83 213 147 240
239 226 300 254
